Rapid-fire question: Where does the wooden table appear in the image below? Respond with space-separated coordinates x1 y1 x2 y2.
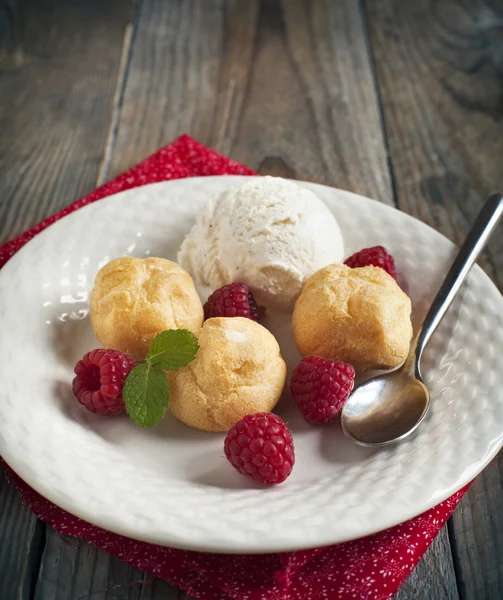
1 1 502 598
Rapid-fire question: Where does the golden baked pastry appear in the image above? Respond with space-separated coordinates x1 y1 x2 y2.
292 264 412 372
90 256 204 361
168 317 287 432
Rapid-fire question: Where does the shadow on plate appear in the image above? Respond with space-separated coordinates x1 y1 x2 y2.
318 417 377 464
54 378 224 451
53 379 134 442
53 379 107 429
144 410 227 443
189 462 264 490
49 313 96 368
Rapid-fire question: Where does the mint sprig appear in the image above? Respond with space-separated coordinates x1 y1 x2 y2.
123 329 199 427
123 363 170 427
148 329 199 371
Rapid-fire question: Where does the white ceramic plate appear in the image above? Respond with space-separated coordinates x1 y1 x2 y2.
1 176 502 553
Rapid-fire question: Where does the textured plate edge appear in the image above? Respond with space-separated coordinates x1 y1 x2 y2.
0 176 502 553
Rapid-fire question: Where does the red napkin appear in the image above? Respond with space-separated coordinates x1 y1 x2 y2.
1 135 469 600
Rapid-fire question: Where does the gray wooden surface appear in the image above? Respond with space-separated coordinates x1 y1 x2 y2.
0 0 502 598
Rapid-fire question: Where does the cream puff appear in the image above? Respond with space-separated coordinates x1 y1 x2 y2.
90 256 204 361
292 264 412 372
168 317 287 431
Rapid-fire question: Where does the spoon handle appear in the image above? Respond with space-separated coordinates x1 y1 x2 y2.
416 193 503 363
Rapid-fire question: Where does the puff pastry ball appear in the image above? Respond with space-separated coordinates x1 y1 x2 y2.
90 256 204 361
168 317 287 432
292 264 412 372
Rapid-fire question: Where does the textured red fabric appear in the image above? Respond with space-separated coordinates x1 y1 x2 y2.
0 135 469 599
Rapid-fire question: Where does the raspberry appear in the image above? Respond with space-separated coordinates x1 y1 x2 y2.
344 245 397 279
224 413 295 484
290 356 355 424
72 349 135 416
204 282 260 321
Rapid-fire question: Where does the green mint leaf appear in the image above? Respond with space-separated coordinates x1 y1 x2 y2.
123 362 171 427
148 329 199 371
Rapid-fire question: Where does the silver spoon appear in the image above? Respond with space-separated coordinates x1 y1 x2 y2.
341 193 503 447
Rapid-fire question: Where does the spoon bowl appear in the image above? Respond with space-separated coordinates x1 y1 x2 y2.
341 193 503 447
341 361 429 447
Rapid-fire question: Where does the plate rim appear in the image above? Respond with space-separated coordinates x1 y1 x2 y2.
0 175 502 553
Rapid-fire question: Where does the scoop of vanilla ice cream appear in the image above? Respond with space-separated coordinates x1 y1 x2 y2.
178 176 344 310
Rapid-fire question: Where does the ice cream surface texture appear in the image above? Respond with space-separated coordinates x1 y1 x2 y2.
293 264 413 372
168 317 287 432
178 176 344 310
90 256 204 362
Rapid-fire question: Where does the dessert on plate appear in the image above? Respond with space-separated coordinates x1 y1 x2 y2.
168 317 287 432
178 176 344 310
90 256 203 361
73 176 415 485
292 263 412 372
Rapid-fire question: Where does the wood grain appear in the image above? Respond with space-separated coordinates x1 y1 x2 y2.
394 527 459 600
34 531 184 600
0 469 45 600
364 0 503 598
0 0 134 244
108 0 393 203
449 475 503 599
0 0 134 598
364 0 503 286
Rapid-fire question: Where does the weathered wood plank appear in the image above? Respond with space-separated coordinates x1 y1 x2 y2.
364 0 503 285
364 0 503 597
108 0 392 203
0 0 134 244
449 474 503 599
34 530 183 600
394 527 459 600
35 531 111 600
0 468 45 600
138 578 188 600
0 0 135 598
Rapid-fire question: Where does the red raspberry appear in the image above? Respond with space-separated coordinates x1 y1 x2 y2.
224 413 295 485
290 356 355 424
344 245 397 279
72 349 135 416
204 282 260 321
